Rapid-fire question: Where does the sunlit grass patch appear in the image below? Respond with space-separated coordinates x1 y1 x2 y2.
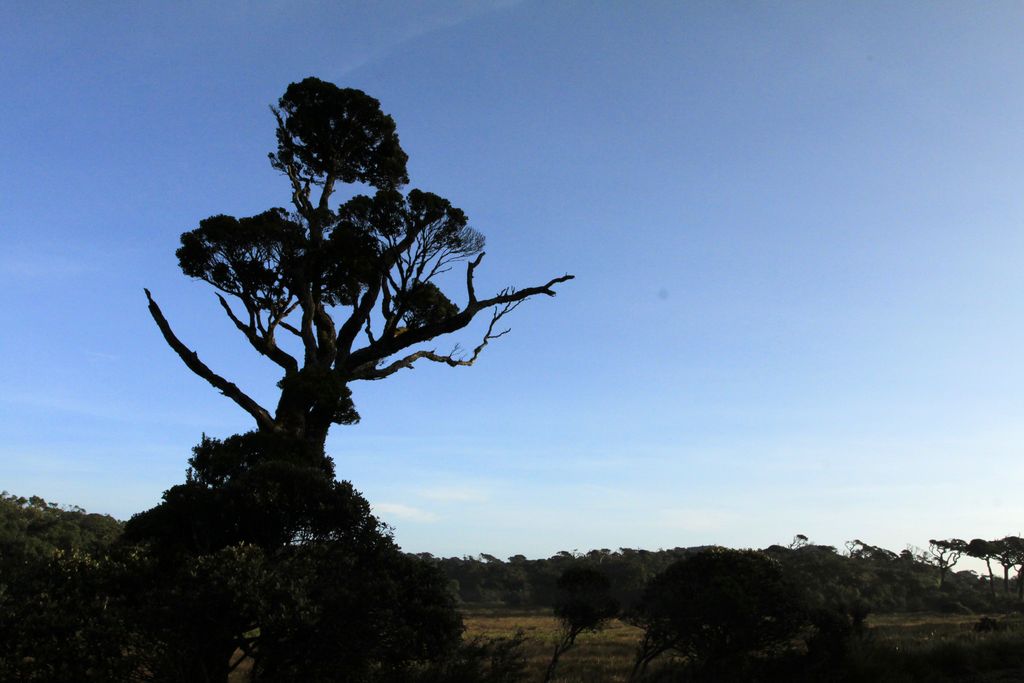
462 606 642 681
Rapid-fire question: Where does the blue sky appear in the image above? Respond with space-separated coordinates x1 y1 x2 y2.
3 1 1024 559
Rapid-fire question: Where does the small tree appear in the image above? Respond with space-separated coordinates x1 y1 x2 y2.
542 566 619 683
926 538 967 588
993 536 1024 600
987 537 1024 596
967 538 998 597
627 548 805 679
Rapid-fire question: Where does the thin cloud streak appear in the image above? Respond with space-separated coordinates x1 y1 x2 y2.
418 486 489 503
0 391 234 429
374 502 439 523
334 0 525 75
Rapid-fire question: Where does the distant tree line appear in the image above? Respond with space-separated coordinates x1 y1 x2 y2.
423 534 1024 615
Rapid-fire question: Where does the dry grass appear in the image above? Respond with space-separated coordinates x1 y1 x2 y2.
227 610 1024 682
866 612 1024 643
462 606 643 682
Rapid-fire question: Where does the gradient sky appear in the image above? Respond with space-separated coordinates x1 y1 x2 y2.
3 1 1024 560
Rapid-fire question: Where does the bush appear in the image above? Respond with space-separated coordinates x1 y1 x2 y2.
628 547 807 678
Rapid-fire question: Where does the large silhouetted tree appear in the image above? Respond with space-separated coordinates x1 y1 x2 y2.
117 78 567 681
145 77 573 450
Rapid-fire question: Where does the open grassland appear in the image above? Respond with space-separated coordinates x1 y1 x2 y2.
227 610 1024 681
463 606 644 682
462 607 1024 682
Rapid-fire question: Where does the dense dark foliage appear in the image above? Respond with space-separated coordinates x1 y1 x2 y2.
626 548 806 678
0 491 121 567
0 442 468 681
115 432 464 681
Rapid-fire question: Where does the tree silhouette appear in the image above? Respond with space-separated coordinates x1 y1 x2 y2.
988 536 1024 599
627 548 806 679
967 538 998 597
926 538 967 589
145 77 573 450
542 566 619 683
114 77 571 680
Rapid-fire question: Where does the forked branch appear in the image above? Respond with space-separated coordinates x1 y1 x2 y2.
216 294 299 374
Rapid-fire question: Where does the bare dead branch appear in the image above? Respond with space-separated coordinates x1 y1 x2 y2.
144 289 276 431
466 252 485 304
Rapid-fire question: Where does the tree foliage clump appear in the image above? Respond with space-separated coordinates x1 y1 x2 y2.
118 432 466 681
0 491 121 568
627 548 807 679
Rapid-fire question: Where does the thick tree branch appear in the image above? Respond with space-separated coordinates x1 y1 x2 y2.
313 304 337 364
216 294 299 374
349 302 518 380
317 173 336 211
466 252 484 304
344 270 573 374
298 289 319 364
279 320 302 337
144 289 276 431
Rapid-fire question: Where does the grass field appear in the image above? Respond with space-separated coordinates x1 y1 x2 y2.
463 606 643 681
462 608 1024 682
227 609 1024 681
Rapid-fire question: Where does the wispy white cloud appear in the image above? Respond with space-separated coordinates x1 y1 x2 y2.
374 502 439 523
0 251 96 279
661 507 739 533
419 486 489 503
0 390 233 429
335 0 526 75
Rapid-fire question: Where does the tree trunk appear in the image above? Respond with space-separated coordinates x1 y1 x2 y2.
543 642 565 683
